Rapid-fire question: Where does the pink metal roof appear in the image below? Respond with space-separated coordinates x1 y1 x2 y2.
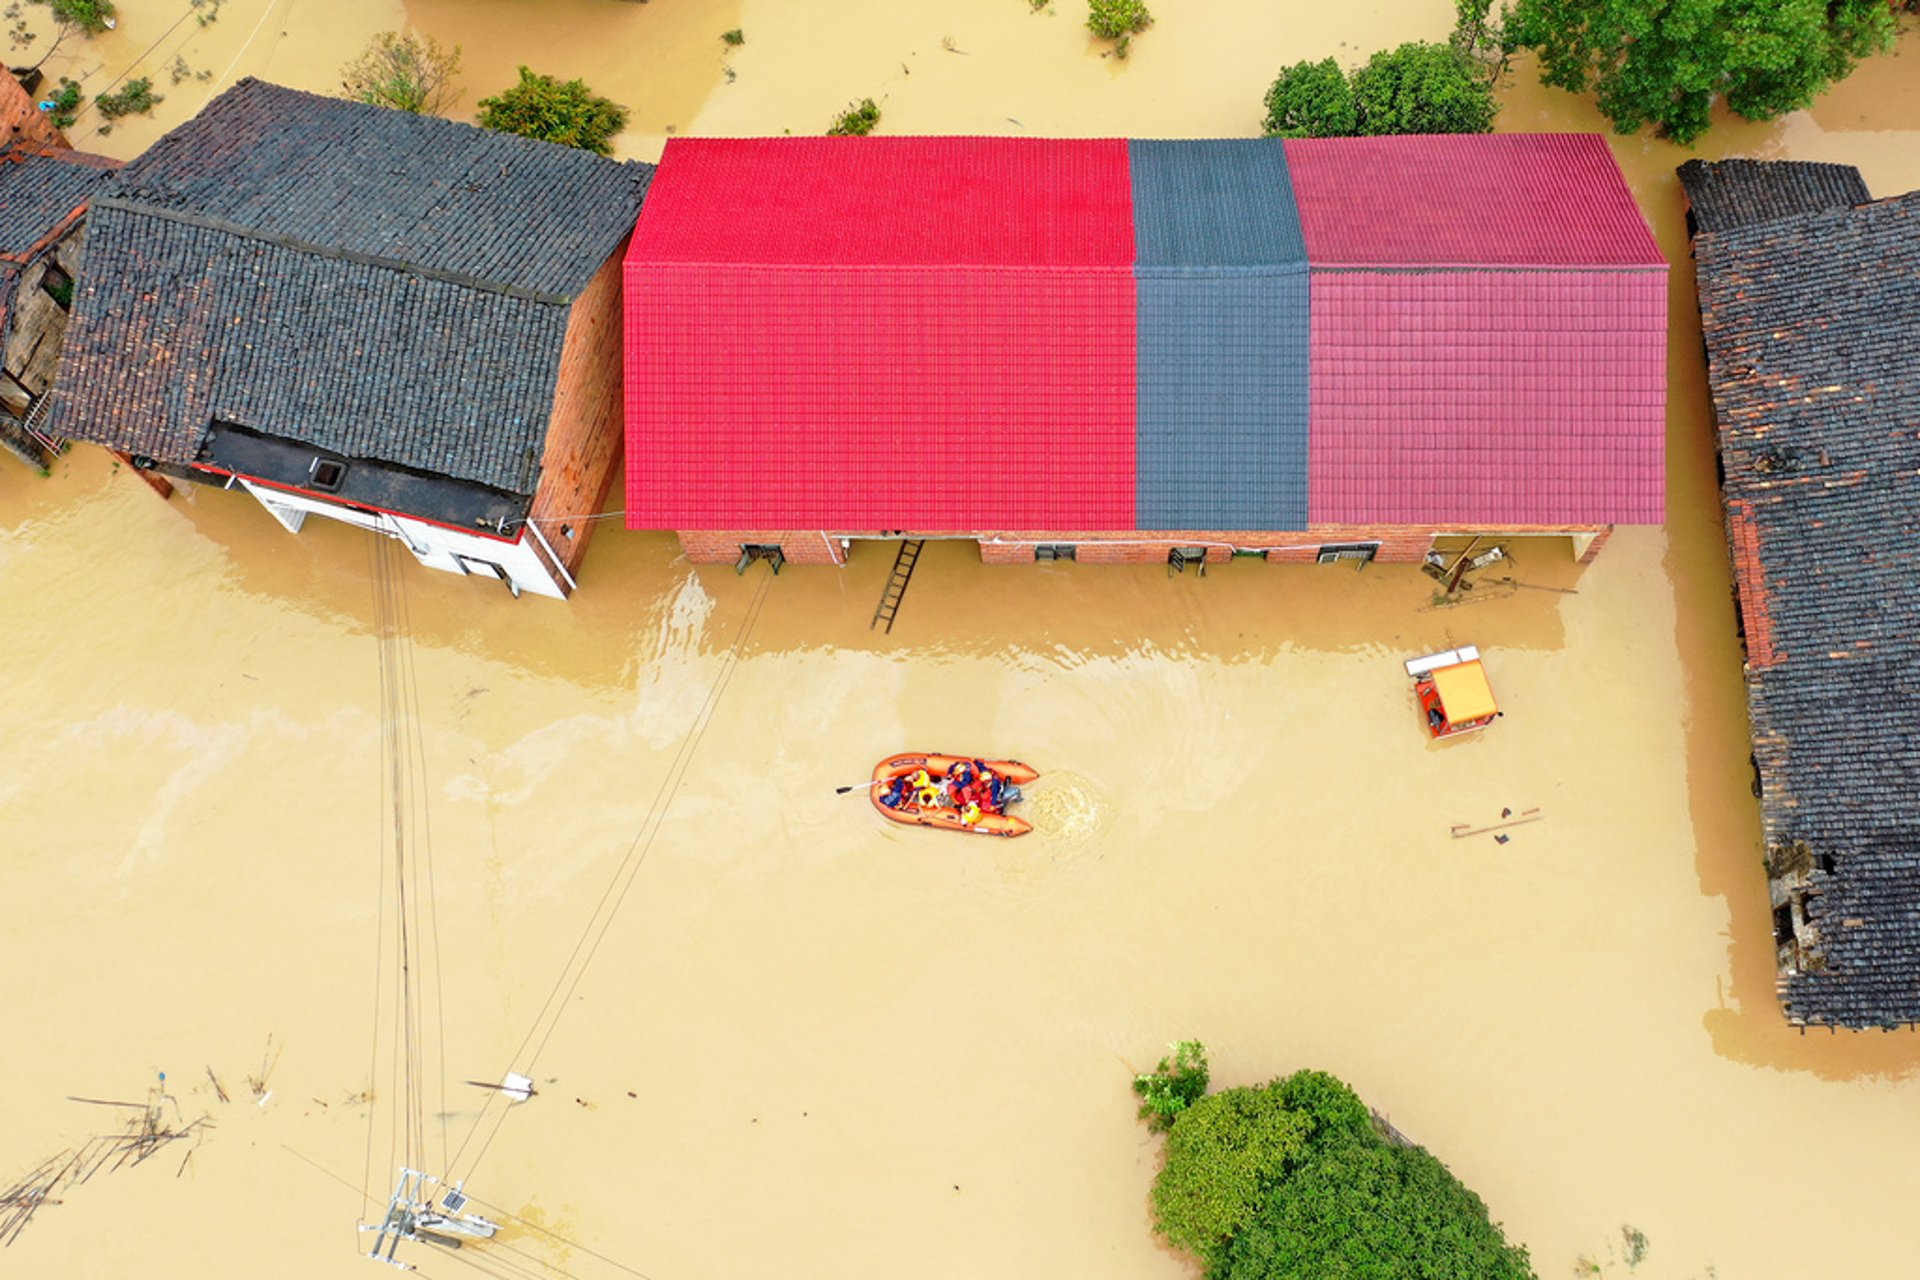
630 136 1135 267
1307 270 1667 524
1284 134 1662 267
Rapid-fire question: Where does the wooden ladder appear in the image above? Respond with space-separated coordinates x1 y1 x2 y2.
870 539 924 633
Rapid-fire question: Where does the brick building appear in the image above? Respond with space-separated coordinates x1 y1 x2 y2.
624 134 1667 569
52 79 650 598
1681 159 1920 1028
0 71 116 469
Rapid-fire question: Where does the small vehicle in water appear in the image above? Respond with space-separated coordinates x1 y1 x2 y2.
1405 646 1500 739
870 752 1038 837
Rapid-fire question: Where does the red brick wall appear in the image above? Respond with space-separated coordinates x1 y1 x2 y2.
667 525 1613 566
0 71 67 151
527 242 629 590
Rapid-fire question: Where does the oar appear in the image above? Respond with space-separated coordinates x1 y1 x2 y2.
836 779 883 795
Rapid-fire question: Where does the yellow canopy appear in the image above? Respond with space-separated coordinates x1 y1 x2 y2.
1431 660 1497 723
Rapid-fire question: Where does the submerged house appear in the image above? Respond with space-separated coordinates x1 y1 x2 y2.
1680 158 1920 1028
624 134 1667 569
0 75 117 470
53 78 651 598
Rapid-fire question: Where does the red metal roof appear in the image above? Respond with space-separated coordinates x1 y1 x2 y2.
1307 270 1667 524
630 136 1135 267
1284 134 1662 267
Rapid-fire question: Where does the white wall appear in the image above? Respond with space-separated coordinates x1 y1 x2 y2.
237 479 564 599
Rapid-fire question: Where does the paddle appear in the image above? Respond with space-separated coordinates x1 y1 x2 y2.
835 780 883 795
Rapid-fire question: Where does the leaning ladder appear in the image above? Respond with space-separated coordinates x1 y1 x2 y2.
870 539 925 633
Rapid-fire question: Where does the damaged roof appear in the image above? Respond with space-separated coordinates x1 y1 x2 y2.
1685 161 1920 1027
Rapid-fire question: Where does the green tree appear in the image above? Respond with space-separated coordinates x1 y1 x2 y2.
340 31 462 116
1133 1039 1209 1131
1502 0 1895 145
1272 1069 1373 1148
1150 1083 1310 1265
1087 0 1150 57
1216 1139 1536 1280
476 66 628 155
11 0 117 73
826 97 880 136
1261 58 1356 137
1350 41 1497 135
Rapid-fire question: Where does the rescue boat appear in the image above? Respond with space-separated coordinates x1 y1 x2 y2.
1405 646 1501 739
870 752 1039 837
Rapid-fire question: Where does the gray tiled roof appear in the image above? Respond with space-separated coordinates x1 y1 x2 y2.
50 79 650 496
0 144 114 261
109 78 649 297
1129 140 1310 527
1678 159 1869 236
1692 186 1920 1027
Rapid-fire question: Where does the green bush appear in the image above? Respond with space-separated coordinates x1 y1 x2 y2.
1261 58 1355 137
1150 1082 1309 1265
43 75 82 129
1087 0 1150 53
33 0 115 34
94 76 159 120
721 27 744 46
1133 1039 1208 1131
1350 41 1496 135
340 31 462 116
1216 1139 1535 1280
477 66 628 155
826 97 880 136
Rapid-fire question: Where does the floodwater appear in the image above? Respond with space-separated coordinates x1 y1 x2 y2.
5 3 1920 1277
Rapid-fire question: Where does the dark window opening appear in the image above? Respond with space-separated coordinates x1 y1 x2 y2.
1771 903 1796 946
308 457 347 492
1317 543 1378 565
1168 546 1207 577
1817 851 1837 876
1034 544 1076 562
40 264 74 311
736 543 785 575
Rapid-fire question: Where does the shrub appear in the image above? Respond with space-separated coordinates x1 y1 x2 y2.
94 76 159 120
477 67 628 155
340 31 462 116
721 27 743 45
43 75 81 128
1261 58 1356 137
1350 41 1496 135
1215 1139 1536 1280
1087 0 1150 37
1133 1039 1208 1131
1150 1083 1310 1265
826 97 880 136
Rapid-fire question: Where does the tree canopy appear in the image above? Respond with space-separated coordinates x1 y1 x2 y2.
1261 43 1495 138
1144 1066 1535 1280
1501 0 1896 145
340 31 462 116
1216 1139 1537 1280
476 67 628 155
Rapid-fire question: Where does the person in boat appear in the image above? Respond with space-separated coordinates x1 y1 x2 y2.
880 775 909 809
911 769 942 810
972 759 1006 810
960 800 983 826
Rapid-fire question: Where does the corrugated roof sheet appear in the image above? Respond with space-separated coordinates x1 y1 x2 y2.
1692 188 1920 1027
1678 159 1870 235
1285 133 1662 266
631 136 1134 267
1308 270 1666 524
1128 139 1305 266
109 78 649 297
0 145 115 262
626 261 1137 527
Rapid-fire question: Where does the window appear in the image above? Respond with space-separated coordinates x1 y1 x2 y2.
736 543 785 574
1033 544 1076 562
1316 543 1378 565
308 457 347 492
39 263 74 311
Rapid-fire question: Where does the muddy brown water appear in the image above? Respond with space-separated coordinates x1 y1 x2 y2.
6 3 1920 1277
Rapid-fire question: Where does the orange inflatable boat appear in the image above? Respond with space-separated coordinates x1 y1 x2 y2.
870 752 1039 838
